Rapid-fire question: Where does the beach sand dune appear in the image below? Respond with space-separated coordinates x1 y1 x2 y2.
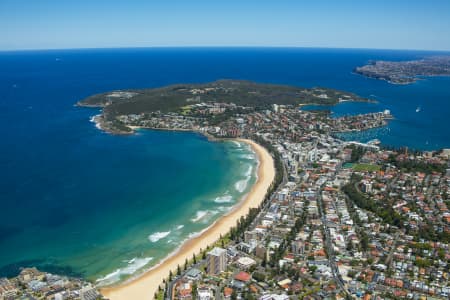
101 139 275 300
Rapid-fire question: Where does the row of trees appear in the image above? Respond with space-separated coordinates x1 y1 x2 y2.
342 177 405 229
348 145 366 163
344 195 370 252
229 135 285 243
387 154 446 174
343 176 450 243
230 208 259 241
252 135 284 188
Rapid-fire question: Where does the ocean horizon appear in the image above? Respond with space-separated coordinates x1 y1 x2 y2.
1 47 450 284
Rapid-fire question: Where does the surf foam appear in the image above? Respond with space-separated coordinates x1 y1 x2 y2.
191 210 208 222
239 154 256 160
148 231 171 242
96 257 153 286
214 195 233 203
191 210 219 223
244 165 253 176
235 177 250 193
231 140 242 148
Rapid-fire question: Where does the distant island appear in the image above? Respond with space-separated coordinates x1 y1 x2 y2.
77 79 377 134
355 56 450 84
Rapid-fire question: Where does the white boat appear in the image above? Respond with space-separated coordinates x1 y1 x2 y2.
416 106 421 112
368 139 381 145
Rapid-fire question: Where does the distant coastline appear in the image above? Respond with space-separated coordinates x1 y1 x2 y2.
100 138 275 300
354 56 450 84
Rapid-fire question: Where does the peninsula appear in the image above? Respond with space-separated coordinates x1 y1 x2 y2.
355 56 450 84
77 80 376 135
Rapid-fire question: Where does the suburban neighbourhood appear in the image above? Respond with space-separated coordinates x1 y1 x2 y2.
105 92 449 300
3 90 449 299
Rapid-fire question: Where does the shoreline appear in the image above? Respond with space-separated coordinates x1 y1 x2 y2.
100 138 275 300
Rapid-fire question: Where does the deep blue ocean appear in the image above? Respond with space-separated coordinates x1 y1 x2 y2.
1 48 449 282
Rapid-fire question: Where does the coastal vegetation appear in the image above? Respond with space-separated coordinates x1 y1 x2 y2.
79 80 369 113
77 80 373 133
387 154 447 174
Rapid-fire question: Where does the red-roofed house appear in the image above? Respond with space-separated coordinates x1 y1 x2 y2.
223 287 233 299
234 271 251 282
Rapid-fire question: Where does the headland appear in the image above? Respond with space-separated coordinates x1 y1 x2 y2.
355 55 450 84
77 79 376 135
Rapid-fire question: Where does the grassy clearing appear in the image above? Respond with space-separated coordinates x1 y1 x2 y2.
352 163 381 172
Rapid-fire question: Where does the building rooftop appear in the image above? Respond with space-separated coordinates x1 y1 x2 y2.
185 268 202 278
208 247 227 256
234 271 251 282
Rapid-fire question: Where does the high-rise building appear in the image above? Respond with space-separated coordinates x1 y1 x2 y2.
291 240 305 255
206 247 227 275
80 286 99 300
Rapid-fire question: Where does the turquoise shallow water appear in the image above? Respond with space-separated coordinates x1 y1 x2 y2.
0 127 257 284
1 47 449 283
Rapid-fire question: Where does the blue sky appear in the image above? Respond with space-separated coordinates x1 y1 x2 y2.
1 0 450 51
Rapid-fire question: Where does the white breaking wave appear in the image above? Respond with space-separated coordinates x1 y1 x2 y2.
175 225 185 230
235 176 251 193
217 206 232 212
188 231 201 239
148 231 171 243
89 114 101 123
191 210 208 222
239 154 256 160
235 165 254 193
89 114 102 130
232 141 242 148
96 257 153 286
191 210 219 223
214 195 233 203
244 165 253 176
235 179 247 193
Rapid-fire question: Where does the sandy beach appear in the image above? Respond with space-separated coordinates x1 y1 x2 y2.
100 138 275 300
